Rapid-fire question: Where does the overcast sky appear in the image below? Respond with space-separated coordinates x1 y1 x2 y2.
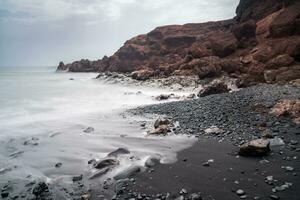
0 0 239 67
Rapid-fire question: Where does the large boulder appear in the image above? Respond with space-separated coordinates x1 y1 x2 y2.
269 2 300 38
239 139 270 156
198 82 230 97
191 56 222 79
233 20 257 40
275 67 300 82
131 69 155 81
265 54 294 69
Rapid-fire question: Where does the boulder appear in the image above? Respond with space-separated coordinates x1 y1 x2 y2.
269 2 300 38
155 94 172 101
154 118 171 129
275 68 300 82
57 61 67 71
239 139 270 156
107 148 130 157
145 155 161 168
219 59 242 73
198 82 230 97
233 20 257 40
131 69 155 81
149 125 171 135
94 158 119 169
72 174 83 182
264 70 278 83
210 37 237 58
266 54 294 69
192 56 222 79
32 182 49 197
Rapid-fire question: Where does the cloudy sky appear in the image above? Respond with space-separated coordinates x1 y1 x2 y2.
0 0 239 67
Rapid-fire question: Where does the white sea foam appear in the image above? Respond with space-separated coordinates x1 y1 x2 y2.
0 66 195 185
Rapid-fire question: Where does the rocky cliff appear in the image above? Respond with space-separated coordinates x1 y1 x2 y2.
58 0 300 86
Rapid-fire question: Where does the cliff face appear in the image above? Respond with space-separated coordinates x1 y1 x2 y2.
58 0 300 86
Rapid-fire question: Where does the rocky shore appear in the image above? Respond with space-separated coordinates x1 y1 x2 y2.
57 0 300 88
36 0 300 199
114 84 300 200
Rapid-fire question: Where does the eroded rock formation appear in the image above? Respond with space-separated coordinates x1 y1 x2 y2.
58 0 300 86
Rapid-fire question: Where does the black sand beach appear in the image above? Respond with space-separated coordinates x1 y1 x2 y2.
113 84 300 200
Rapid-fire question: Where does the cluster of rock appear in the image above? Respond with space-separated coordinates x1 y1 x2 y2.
57 0 300 87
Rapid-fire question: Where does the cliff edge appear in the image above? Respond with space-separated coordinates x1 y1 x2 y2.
58 0 300 87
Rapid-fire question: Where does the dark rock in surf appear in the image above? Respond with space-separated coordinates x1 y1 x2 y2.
198 82 230 97
72 174 83 182
32 182 49 197
83 127 94 133
94 158 119 169
107 148 130 157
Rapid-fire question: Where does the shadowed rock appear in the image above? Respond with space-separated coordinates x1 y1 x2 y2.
239 139 270 156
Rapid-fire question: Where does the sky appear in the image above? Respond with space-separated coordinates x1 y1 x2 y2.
0 0 239 67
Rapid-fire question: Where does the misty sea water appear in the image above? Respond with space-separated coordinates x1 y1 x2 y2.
0 66 195 193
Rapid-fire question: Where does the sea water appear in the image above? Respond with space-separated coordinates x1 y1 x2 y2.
0 66 195 188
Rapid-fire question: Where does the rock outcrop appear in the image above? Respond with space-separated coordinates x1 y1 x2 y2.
57 0 300 86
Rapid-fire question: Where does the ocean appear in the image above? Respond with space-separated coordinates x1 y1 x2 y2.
0 66 195 193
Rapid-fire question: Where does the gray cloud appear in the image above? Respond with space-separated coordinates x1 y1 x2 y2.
0 0 239 67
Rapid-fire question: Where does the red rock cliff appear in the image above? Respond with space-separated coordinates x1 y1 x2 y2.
58 0 300 86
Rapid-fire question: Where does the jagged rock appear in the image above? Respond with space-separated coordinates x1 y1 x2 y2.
32 182 49 197
155 94 172 101
57 61 67 71
198 82 230 97
94 158 119 169
107 148 130 157
239 139 270 156
72 174 83 182
149 125 171 135
275 68 300 82
154 118 171 129
57 0 300 86
131 69 155 81
266 54 294 69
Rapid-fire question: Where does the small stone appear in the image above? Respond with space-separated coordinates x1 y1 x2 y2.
240 195 247 199
55 162 62 168
270 195 280 200
282 166 294 171
72 174 83 182
202 162 210 167
1 192 9 198
236 189 245 196
179 188 188 195
290 140 298 145
83 127 94 133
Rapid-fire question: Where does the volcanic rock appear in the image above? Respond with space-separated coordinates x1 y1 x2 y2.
198 82 230 97
239 139 270 156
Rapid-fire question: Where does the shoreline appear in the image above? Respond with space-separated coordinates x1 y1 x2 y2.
113 83 300 200
1 70 299 200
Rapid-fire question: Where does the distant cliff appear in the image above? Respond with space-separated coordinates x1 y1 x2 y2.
58 0 300 87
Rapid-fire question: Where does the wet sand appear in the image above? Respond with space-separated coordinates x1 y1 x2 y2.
124 138 300 199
